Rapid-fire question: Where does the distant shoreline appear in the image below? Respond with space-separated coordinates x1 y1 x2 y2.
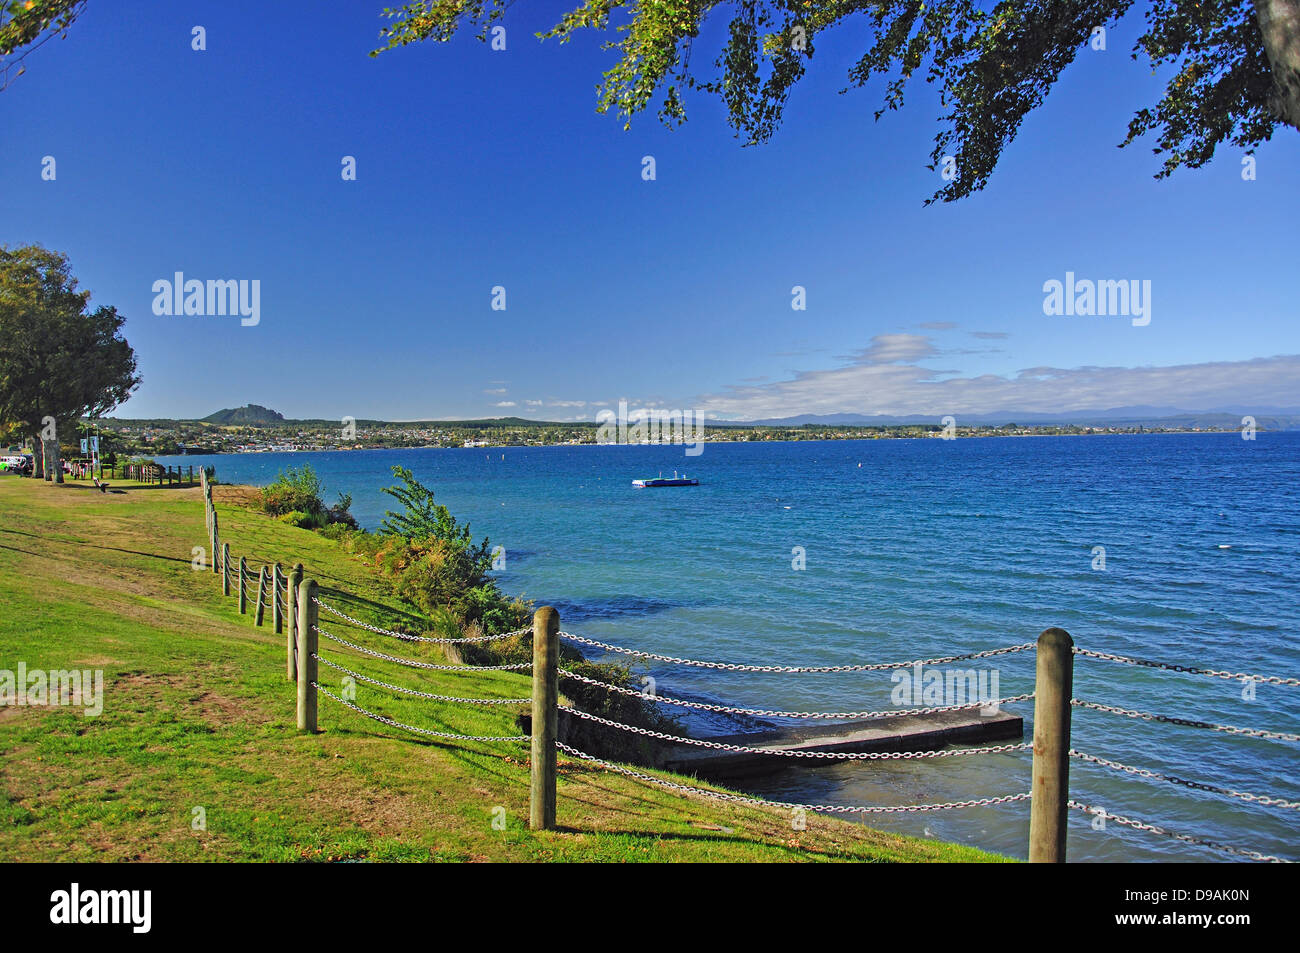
146 427 1275 458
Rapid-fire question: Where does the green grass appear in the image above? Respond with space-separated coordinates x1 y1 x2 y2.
0 475 1006 862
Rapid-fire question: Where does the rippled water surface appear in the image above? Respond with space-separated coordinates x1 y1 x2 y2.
161 432 1300 861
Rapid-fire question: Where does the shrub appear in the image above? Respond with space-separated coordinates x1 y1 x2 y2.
277 510 319 529
373 466 512 629
305 465 672 761
327 492 358 530
261 464 355 528
317 522 357 543
261 465 325 518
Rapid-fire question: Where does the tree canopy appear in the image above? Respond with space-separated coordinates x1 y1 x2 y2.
4 2 1296 201
370 0 1298 202
0 244 140 443
0 0 86 91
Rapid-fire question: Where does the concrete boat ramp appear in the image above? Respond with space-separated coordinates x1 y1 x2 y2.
657 708 1024 780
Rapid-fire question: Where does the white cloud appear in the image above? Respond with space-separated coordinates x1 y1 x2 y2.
694 352 1300 418
841 334 939 365
524 399 543 407
484 388 507 395
548 400 586 408
495 401 517 408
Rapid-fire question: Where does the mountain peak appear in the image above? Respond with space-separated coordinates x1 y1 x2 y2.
201 404 285 425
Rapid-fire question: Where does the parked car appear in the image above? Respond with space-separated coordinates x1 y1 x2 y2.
0 455 34 475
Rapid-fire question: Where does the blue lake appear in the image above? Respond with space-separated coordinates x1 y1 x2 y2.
159 432 1300 861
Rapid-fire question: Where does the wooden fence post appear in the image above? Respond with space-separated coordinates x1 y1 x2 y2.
272 563 284 634
254 566 268 626
238 556 248 614
287 563 303 681
530 606 560 831
1029 627 1074 863
221 542 231 595
211 511 220 574
296 578 318 731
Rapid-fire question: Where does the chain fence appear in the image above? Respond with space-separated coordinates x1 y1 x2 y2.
1067 800 1288 863
1071 698 1300 743
1073 647 1300 687
314 683 530 743
314 625 533 671
197 486 1297 862
1069 749 1300 810
558 631 1036 673
315 653 531 706
565 705 1034 761
559 665 1034 720
313 596 530 644
557 742 1031 815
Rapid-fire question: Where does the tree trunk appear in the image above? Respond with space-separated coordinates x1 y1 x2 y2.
30 431 43 479
42 432 63 484
1256 0 1300 130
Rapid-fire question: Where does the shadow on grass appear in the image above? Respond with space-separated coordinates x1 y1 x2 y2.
316 588 428 627
0 526 193 566
50 480 198 493
0 542 49 560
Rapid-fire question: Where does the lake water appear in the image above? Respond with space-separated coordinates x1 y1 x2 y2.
158 432 1300 861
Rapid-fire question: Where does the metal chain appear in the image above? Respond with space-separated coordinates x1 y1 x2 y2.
557 741 1031 814
564 706 1032 760
314 653 531 705
558 667 1034 719
557 632 1035 674
1067 801 1289 863
1069 749 1300 810
311 597 529 644
314 683 530 742
1073 647 1300 687
1072 698 1300 742
313 626 533 671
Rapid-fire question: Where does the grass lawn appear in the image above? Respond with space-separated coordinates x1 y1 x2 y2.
0 474 1006 862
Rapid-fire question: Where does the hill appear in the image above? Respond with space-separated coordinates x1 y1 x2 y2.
202 404 286 425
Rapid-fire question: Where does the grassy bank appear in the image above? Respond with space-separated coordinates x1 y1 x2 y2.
0 475 1005 862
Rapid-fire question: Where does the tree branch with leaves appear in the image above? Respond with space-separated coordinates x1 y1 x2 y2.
372 0 1299 202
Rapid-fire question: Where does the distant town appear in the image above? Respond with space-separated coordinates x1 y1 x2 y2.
66 404 1291 459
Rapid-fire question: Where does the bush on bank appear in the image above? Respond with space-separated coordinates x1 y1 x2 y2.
259 464 356 530
316 465 679 751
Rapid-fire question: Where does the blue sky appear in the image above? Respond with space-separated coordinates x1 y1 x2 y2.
3 0 1298 421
